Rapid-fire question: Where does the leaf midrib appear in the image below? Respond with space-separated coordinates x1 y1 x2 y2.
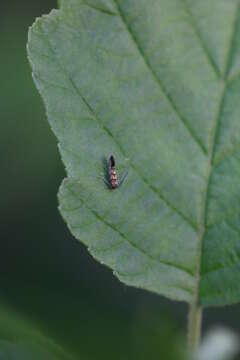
193 2 239 305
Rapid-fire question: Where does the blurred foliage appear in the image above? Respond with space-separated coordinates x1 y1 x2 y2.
0 303 73 360
0 2 61 219
0 0 240 359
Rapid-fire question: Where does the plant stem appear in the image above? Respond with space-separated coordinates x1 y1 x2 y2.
187 303 202 349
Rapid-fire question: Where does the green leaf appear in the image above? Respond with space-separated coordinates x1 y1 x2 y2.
27 0 240 306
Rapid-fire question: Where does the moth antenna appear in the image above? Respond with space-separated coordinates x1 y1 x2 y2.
109 155 115 167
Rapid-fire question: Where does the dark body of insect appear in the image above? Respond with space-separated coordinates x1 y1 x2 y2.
108 155 118 189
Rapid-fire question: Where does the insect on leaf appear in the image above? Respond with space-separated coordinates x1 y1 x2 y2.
28 0 240 306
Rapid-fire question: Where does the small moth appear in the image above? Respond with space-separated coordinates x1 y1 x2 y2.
103 155 128 190
108 155 118 189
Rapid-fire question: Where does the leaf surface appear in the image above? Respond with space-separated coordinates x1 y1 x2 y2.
28 0 240 306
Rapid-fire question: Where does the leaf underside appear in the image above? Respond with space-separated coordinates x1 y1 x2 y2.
28 0 240 306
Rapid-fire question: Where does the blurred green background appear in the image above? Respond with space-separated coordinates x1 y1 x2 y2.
1 1 240 359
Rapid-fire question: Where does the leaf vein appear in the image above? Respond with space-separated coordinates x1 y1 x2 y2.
81 1 118 16
196 4 240 303
38 19 197 231
113 0 207 154
213 143 240 168
180 0 221 78
66 183 194 277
